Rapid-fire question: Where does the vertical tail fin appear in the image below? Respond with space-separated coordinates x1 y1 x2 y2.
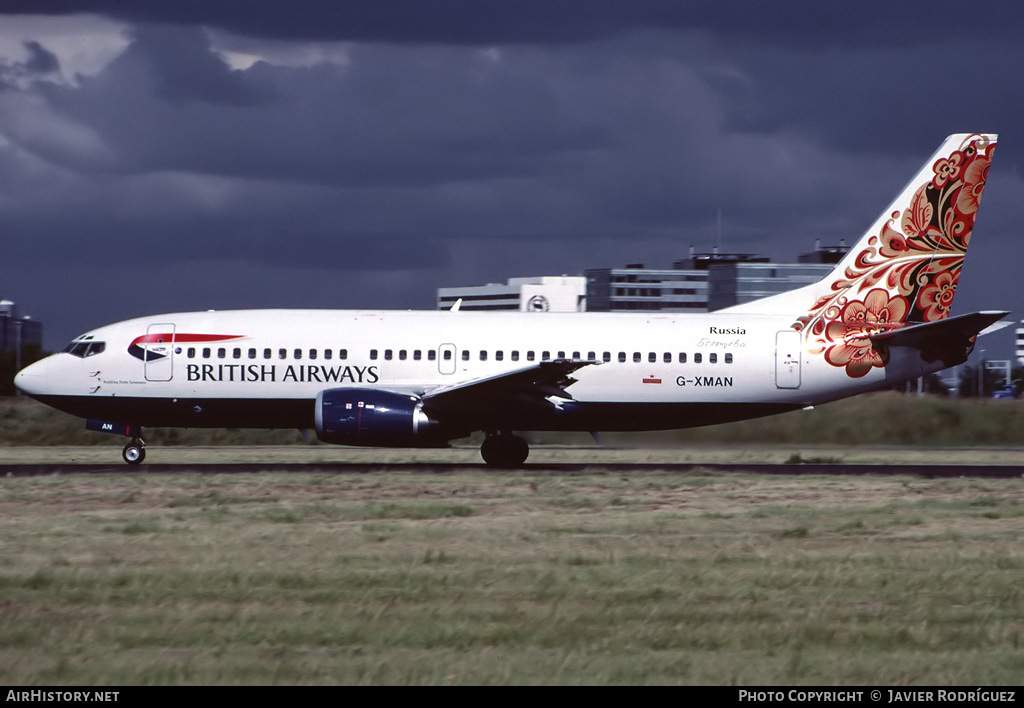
806 133 996 323
723 133 997 378
798 133 997 377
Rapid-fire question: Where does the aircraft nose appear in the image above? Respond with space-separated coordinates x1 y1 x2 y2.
14 358 51 397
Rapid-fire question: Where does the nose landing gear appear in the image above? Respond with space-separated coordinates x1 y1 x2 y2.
122 437 146 465
480 432 529 467
85 419 146 465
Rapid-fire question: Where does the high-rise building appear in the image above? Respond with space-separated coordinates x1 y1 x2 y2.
0 299 43 352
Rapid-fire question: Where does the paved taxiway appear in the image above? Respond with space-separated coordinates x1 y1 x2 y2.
3 461 1023 478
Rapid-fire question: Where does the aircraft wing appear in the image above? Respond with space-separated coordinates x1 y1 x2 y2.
422 359 596 409
869 311 1009 365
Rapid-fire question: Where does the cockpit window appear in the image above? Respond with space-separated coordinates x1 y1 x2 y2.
62 338 106 358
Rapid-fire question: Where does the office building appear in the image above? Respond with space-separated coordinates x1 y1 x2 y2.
437 276 586 312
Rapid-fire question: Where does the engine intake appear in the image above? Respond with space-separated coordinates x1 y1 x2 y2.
315 388 448 447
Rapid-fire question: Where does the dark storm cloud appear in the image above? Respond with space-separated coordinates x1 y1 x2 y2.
6 0 1024 48
30 25 606 188
3 15 1018 261
121 24 274 106
1 1 745 44
713 40 1024 157
0 40 61 90
22 41 60 75
2 23 884 274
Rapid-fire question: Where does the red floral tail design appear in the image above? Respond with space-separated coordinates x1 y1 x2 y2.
795 134 996 378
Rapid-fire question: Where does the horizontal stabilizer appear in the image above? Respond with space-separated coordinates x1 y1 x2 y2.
870 311 1008 348
869 311 1009 367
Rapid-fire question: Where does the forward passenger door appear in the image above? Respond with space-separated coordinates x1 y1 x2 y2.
144 323 176 382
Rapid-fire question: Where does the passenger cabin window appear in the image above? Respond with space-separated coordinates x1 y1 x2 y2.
495 351 503 361
294 348 302 360
233 348 242 359
203 347 211 358
339 349 348 360
187 347 196 358
648 352 656 363
678 353 687 363
399 350 407 360
324 349 332 360
694 353 703 364
725 353 733 364
370 349 378 360
542 351 550 360
442 350 452 361
603 352 611 363
663 352 671 363
479 350 488 361
278 348 287 360
218 348 226 359
527 351 535 361
264 348 272 360
428 350 436 361
511 351 519 361
618 352 626 363
248 348 257 359
633 352 641 363
413 350 421 361
462 350 470 361
309 349 318 360
709 353 718 364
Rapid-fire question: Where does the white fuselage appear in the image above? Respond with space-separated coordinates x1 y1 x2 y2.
16 307 895 436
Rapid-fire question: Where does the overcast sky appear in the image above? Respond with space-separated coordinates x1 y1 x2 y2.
2 1 1022 355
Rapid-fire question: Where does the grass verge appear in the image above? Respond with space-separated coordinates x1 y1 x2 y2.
6 392 1024 448
1 469 1022 685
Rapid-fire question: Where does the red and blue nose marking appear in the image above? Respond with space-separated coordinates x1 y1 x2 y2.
128 333 244 361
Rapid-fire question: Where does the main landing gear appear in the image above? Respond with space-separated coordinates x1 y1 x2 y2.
122 437 146 465
480 432 529 468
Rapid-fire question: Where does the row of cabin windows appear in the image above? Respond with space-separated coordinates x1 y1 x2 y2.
376 349 732 364
610 351 733 364
368 349 437 361
186 347 350 361
185 347 734 365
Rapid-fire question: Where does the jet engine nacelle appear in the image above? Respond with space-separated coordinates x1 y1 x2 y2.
314 388 448 447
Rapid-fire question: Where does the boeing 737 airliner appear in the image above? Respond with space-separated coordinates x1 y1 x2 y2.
15 133 1005 466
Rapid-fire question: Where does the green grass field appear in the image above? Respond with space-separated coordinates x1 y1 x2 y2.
1 467 1022 685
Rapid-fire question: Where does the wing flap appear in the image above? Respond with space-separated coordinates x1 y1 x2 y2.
422 359 595 409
